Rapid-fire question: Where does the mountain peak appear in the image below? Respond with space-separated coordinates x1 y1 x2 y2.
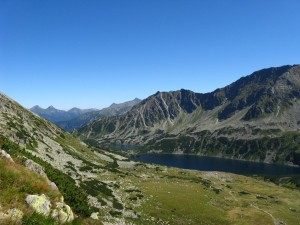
47 105 56 110
30 105 42 110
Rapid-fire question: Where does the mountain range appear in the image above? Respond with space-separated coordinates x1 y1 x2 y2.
30 105 97 123
30 98 141 132
77 65 300 166
1 65 300 224
56 98 141 132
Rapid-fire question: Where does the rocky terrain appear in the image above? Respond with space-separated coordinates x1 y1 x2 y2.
1 90 300 224
77 65 300 166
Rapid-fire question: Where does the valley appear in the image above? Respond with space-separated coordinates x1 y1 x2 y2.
1 65 300 224
2 0 300 224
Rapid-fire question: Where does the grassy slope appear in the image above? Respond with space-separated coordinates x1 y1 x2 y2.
117 165 300 225
2 131 300 225
0 157 60 224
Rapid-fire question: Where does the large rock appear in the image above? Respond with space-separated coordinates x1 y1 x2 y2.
0 149 14 162
26 194 51 216
51 197 74 223
26 195 74 223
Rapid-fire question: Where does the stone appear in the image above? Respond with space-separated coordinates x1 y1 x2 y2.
90 212 99 220
26 194 51 216
0 149 14 162
49 181 59 191
24 158 47 178
24 158 59 191
0 208 24 222
51 197 74 223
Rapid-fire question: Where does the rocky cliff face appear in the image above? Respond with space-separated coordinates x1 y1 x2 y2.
77 65 300 166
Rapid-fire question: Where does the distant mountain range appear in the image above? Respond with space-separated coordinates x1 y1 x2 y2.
56 98 141 132
30 105 97 123
77 65 300 166
30 98 141 132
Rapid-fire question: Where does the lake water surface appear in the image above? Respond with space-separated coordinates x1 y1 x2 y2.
132 154 300 175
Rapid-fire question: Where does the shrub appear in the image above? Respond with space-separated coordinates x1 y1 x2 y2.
0 136 92 217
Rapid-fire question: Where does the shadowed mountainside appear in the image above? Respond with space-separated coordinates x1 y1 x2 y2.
77 65 300 166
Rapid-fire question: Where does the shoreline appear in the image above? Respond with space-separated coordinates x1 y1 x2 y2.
128 151 300 168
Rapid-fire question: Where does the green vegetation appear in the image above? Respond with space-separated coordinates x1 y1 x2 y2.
0 135 91 217
21 212 59 225
81 180 113 197
144 131 300 165
252 174 300 191
0 157 59 212
22 212 87 225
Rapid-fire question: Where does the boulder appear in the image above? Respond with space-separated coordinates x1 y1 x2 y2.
0 208 23 222
49 181 59 191
0 149 14 162
51 197 74 223
26 194 51 216
90 212 99 220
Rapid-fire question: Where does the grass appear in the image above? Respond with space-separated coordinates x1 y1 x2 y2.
0 135 92 217
0 158 61 225
21 212 95 225
0 152 99 225
0 158 60 209
117 164 300 225
134 178 229 225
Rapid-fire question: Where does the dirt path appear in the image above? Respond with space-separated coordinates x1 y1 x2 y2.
251 204 285 225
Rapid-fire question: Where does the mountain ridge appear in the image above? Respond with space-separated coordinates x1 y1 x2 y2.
30 105 97 123
56 98 141 132
77 64 300 166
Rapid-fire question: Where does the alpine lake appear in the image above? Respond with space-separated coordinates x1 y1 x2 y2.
111 144 300 175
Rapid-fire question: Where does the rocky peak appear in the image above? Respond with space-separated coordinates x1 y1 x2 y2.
77 64 300 153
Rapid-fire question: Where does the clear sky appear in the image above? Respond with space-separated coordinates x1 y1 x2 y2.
1 0 299 110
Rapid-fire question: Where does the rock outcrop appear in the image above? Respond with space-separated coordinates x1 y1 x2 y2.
0 207 24 223
51 197 74 223
26 194 52 216
25 158 47 177
26 194 74 223
24 158 58 191
0 150 14 162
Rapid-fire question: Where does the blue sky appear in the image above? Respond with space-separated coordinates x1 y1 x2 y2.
1 0 299 110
